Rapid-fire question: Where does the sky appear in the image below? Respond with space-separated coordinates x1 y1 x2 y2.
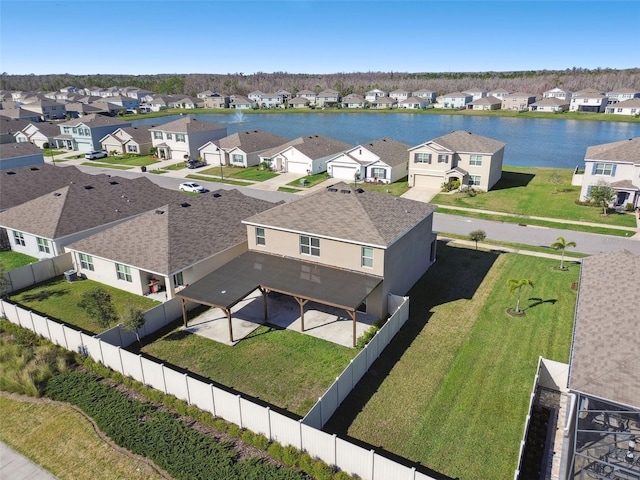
1 0 638 76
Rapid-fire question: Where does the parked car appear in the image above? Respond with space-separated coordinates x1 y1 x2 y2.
186 159 207 169
179 182 205 193
85 150 108 160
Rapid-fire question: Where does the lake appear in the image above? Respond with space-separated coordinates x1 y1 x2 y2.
132 113 640 170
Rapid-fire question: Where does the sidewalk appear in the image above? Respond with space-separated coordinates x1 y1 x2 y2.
0 442 58 480
439 236 583 262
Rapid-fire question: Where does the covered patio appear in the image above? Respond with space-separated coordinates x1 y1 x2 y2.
177 251 383 347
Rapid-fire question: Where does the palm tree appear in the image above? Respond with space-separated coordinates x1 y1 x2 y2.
550 236 577 270
507 278 534 314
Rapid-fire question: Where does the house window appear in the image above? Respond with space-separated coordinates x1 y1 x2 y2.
255 227 265 246
37 237 51 254
468 175 481 186
13 231 26 246
300 235 320 256
437 154 449 164
371 167 386 179
173 271 184 287
166 133 173 140
593 163 615 176
362 247 374 268
470 154 483 166
176 134 186 142
153 131 163 139
414 153 431 164
116 263 132 282
79 253 94 271
127 145 138 153
232 154 243 164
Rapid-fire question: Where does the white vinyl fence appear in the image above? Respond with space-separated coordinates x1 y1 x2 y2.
0 295 437 480
0 253 73 295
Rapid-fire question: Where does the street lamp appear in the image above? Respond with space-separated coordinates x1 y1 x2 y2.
50 144 56 166
354 172 360 188
217 147 223 180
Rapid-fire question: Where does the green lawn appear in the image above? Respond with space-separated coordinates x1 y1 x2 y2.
199 165 278 182
0 250 37 270
356 177 409 196
91 155 159 167
9 276 160 334
81 162 132 170
278 187 302 193
140 324 355 416
287 172 329 188
185 174 252 186
432 166 637 228
325 245 579 480
41 149 66 156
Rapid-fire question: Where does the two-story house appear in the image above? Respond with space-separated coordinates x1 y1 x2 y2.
295 89 317 105
487 89 510 100
389 89 412 102
543 87 573 101
14 122 62 148
20 99 67 120
570 89 609 112
577 137 640 209
316 89 340 107
605 88 640 105
462 89 487 101
440 92 473 109
408 130 506 191
149 116 227 161
53 114 131 152
365 89 387 102
412 89 437 103
259 134 352 174
203 93 230 109
501 92 537 111
198 129 290 168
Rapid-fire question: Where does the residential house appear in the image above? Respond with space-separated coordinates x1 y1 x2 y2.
439 92 473 109
389 89 412 102
398 96 429 109
199 129 290 168
467 96 502 110
605 88 640 105
64 102 104 118
275 90 291 102
365 89 387 102
462 89 487 101
295 89 317 105
99 95 139 112
408 130 506 191
0 176 182 259
369 97 397 110
487 89 510 100
20 99 67 120
341 94 367 109
577 137 640 209
203 93 230 109
142 95 171 112
529 97 570 112
326 138 410 184
0 118 31 144
121 87 153 101
563 250 640 480
14 122 62 148
257 93 283 109
605 97 640 116
412 89 437 102
259 134 352 174
288 97 310 108
53 114 131 152
0 142 44 171
64 189 278 300
543 87 573 101
239 182 438 320
100 126 154 155
248 91 265 103
570 89 608 112
501 92 537 111
197 90 217 99
149 116 227 161
229 95 257 110
90 100 126 116
316 89 340 107
0 108 42 122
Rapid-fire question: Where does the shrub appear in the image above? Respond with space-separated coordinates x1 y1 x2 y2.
298 452 315 475
625 202 635 212
228 423 241 438
282 445 301 467
268 442 284 461
312 460 334 480
356 325 378 349
333 471 354 480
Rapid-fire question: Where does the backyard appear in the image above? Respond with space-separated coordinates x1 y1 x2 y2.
0 250 37 270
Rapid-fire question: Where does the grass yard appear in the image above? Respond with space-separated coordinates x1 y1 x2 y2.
278 186 302 193
0 250 37 270
356 178 409 196
0 396 164 480
432 166 637 228
91 155 159 167
325 244 579 480
185 174 252 186
8 276 160 334
140 324 355 416
41 149 66 156
81 162 132 170
199 165 279 182
287 172 329 188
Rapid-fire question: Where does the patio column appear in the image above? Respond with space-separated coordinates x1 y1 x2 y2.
346 309 357 348
259 287 269 321
181 298 188 327
294 297 309 332
223 308 233 343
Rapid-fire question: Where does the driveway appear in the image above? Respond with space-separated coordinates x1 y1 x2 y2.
400 186 440 203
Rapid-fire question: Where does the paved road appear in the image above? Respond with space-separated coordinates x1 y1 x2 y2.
433 212 640 256
0 442 58 480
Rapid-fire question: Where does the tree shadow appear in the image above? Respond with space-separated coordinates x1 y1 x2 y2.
490 171 535 190
526 297 558 310
19 287 70 302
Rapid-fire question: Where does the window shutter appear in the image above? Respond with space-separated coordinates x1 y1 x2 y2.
586 185 592 197
611 164 617 176
591 163 597 174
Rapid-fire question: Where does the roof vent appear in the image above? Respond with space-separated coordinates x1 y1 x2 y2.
30 167 40 171
83 185 94 190
328 188 338 192
155 210 165 215
356 188 365 193
6 171 16 175
53 192 61 197
213 193 221 197
110 181 119 185
340 189 351 194
180 202 191 208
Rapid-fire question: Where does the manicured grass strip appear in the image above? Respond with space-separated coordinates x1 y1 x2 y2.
81 162 132 170
148 169 169 174
9 276 159 334
93 155 158 167
326 246 578 480
185 174 252 186
278 187 302 193
435 206 636 237
200 165 279 182
432 166 638 228
164 162 186 171
0 250 37 270
141 324 354 415
287 172 328 188
42 149 66 156
356 178 409 196
0 396 165 480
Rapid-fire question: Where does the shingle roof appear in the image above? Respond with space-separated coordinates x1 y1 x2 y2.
611 98 640 108
150 116 225 134
260 134 352 160
585 137 640 164
443 92 472 98
120 125 154 144
0 176 182 238
60 113 129 128
66 189 278 275
469 96 503 105
420 130 506 154
0 142 42 158
569 250 640 408
243 182 435 247
218 130 290 153
531 97 570 106
359 138 411 167
22 121 62 138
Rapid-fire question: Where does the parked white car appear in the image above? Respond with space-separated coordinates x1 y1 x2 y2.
85 150 108 160
179 182 205 193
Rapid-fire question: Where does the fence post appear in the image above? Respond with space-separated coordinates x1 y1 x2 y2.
29 310 36 333
117 346 124 374
138 355 145 385
210 384 216 416
266 407 272 441
370 449 375 480
97 338 105 364
61 325 69 349
160 364 167 394
185 373 191 405
298 419 303 450
237 394 243 428
333 433 337 468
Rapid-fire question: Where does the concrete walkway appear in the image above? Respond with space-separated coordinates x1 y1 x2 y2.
0 442 58 480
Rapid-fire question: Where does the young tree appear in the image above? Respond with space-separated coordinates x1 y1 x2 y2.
469 229 487 250
78 287 117 328
121 307 146 345
588 181 616 215
507 279 534 314
550 172 562 194
550 236 577 270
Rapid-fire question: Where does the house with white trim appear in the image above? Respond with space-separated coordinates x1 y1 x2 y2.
149 116 227 161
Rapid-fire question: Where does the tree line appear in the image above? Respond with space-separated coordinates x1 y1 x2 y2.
1 68 639 98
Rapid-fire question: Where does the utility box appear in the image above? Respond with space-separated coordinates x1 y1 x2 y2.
64 269 77 282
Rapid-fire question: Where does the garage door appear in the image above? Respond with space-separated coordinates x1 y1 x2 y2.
286 160 309 174
331 165 358 180
203 152 221 165
413 174 441 188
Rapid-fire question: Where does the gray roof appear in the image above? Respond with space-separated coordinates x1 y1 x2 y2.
60 113 130 128
569 250 640 408
419 130 506 154
443 92 472 98
21 121 62 138
531 97 570 106
150 116 225 134
66 189 278 275
120 125 154 145
0 118 32 136
0 176 182 239
611 98 640 108
260 134 352 160
0 143 43 160
243 182 435 248
359 138 411 167
469 96 503 106
219 130 290 153
585 137 640 164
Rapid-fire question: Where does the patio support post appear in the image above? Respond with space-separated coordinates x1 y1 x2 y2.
347 309 357 348
294 297 309 332
259 286 268 321
181 298 188 327
224 308 233 343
